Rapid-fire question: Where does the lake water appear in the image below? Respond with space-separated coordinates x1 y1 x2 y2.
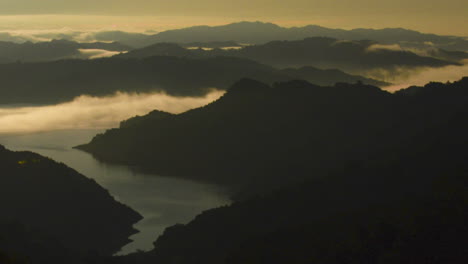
0 129 230 254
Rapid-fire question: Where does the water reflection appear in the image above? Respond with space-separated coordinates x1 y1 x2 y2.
0 129 230 254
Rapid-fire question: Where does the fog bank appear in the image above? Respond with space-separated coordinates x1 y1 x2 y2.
78 49 125 59
381 61 468 92
0 90 224 134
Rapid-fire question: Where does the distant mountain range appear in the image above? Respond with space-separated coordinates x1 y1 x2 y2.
90 21 468 51
0 22 465 79
0 39 129 64
0 32 30 43
0 56 388 105
3 22 466 52
119 39 460 74
0 145 141 261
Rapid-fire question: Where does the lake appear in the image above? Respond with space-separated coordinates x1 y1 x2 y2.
0 129 230 254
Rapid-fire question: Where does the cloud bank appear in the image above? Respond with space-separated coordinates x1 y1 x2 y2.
78 49 125 59
0 90 224 134
366 44 403 52
382 60 468 92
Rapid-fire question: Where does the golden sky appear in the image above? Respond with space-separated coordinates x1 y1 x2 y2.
0 0 466 35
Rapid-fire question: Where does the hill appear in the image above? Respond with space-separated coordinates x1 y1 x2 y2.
89 78 468 264
90 21 468 51
119 39 458 75
0 39 130 64
0 56 387 105
77 77 468 197
0 145 142 261
225 37 459 71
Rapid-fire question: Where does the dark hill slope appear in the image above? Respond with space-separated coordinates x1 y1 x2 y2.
94 79 468 264
120 39 458 75
0 56 387 105
77 79 395 189
0 56 277 104
77 78 468 196
210 37 458 71
0 39 130 64
0 145 142 259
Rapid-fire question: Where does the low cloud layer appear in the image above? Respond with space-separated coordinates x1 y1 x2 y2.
0 29 108 43
78 49 125 59
382 60 468 92
0 90 224 134
366 43 403 52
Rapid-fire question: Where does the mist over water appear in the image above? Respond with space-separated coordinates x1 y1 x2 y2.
0 90 224 134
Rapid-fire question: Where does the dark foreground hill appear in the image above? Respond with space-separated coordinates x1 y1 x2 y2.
88 78 468 264
0 145 142 262
77 78 468 196
0 56 387 105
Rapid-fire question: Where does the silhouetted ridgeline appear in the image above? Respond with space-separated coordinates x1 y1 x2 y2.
88 78 468 264
427 48 468 63
181 41 242 49
119 39 459 74
91 21 468 51
77 77 468 197
278 66 390 86
119 110 175 128
77 79 392 189
0 145 142 262
0 39 129 64
0 56 386 105
226 37 459 70
101 164 467 264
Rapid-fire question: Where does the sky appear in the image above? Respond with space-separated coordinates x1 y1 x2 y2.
0 0 466 35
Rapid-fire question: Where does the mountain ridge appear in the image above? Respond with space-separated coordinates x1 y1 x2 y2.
88 77 468 264
90 21 468 51
76 77 468 197
0 55 388 105
0 39 130 63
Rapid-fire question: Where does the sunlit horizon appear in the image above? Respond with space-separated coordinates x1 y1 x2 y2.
0 14 466 38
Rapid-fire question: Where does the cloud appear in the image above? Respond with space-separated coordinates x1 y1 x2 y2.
78 49 126 59
382 59 468 92
0 32 29 42
423 41 435 47
0 90 224 134
0 27 151 43
0 28 90 43
366 43 403 52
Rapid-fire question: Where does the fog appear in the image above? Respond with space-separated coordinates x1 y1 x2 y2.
0 29 121 43
78 49 126 59
382 60 468 92
366 44 403 52
0 90 224 134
